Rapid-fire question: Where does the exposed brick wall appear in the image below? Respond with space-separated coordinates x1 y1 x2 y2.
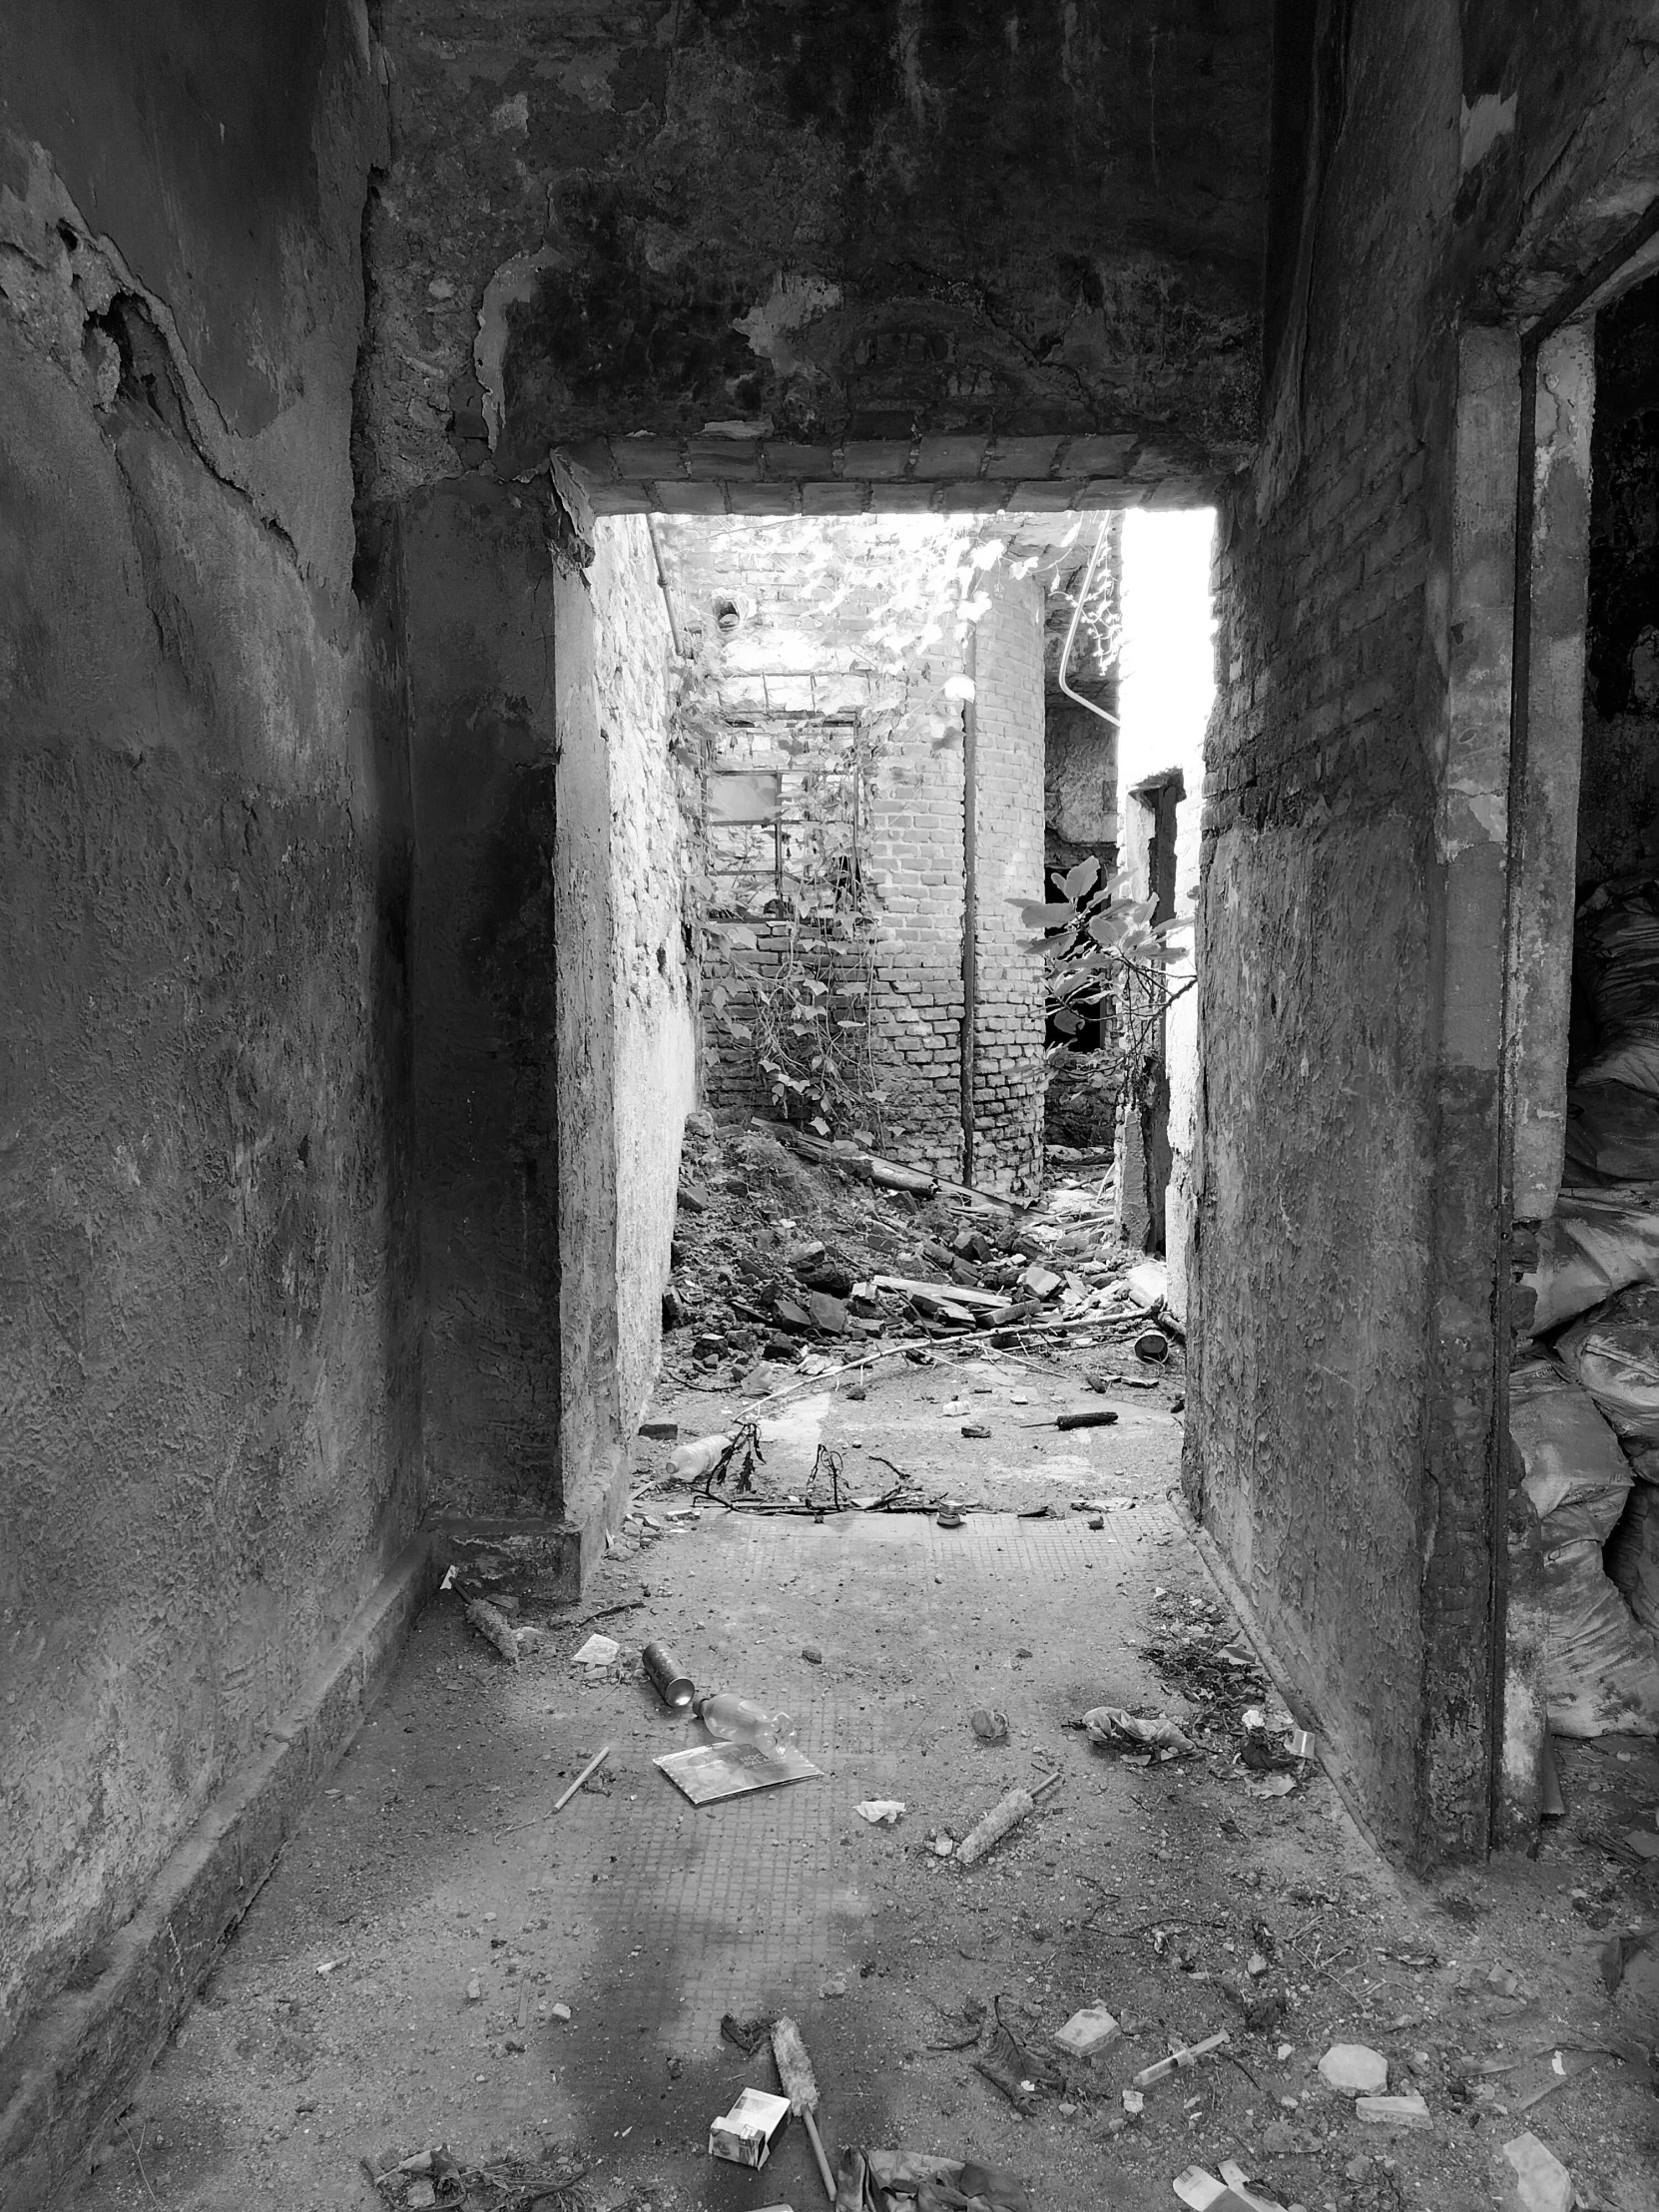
659 520 1045 1193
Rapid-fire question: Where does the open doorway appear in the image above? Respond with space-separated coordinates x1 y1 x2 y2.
587 500 1220 1439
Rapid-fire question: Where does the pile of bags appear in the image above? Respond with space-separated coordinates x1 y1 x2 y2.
1508 1350 1659 1736
1512 884 1659 1734
1565 883 1659 1183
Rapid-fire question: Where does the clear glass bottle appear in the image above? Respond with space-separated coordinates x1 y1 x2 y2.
694 1691 797 1759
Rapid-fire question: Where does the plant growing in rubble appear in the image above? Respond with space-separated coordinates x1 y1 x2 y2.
707 916 887 1143
1014 855 1194 1061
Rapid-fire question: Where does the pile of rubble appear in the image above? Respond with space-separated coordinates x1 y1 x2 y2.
663 1114 1171 1392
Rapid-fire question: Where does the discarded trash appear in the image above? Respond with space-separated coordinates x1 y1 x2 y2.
1245 1772 1298 1798
1083 1707 1197 1755
466 1597 522 1665
721 2011 772 2053
962 1420 992 1438
1122 2088 1145 2116
1052 2005 1122 2060
1597 1923 1655 1994
1056 1407 1120 1430
1357 2093 1430 2128
1135 1330 1170 1364
405 2182 437 2210
976 2011 1066 2113
937 1507 966 1528
695 1691 797 1757
1125 1260 1168 1310
970 1705 1010 1744
956 1770 1063 1866
656 1739 822 1805
709 2086 791 2170
1318 2043 1387 2097
1224 1977 1286 2034
643 1639 694 1710
802 1645 825 1664
552 1743 612 1811
1172 2167 1270 2212
856 1800 905 1825
570 1632 619 1669
845 2151 1029 2212
1132 2030 1229 2088
1501 2130 1573 2212
927 1830 956 1859
670 1432 733 1482
927 1996 985 2049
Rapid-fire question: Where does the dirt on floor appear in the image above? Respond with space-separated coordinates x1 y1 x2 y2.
63 1156 1659 2212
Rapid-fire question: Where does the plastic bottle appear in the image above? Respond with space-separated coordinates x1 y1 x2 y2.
694 1692 798 1760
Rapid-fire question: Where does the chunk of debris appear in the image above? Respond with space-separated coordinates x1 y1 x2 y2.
856 1799 906 1825
1356 2093 1430 2128
1318 2043 1388 2097
1052 2005 1122 2060
1501 2131 1573 2212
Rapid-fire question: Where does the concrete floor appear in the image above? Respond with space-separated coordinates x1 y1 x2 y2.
68 1348 1659 2212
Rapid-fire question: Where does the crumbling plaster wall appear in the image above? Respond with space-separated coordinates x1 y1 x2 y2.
362 0 1273 515
1190 0 1659 1861
404 481 562 1519
0 2 419 2050
552 520 697 1562
589 518 699 1441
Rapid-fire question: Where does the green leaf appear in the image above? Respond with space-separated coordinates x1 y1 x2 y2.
1061 857 1101 901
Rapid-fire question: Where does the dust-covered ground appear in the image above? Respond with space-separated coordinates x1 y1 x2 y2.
65 1143 1659 2212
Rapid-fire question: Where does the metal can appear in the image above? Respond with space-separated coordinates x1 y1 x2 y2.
643 1640 694 1710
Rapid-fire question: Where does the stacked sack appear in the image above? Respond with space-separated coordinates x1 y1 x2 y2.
1566 885 1659 1184
1508 1353 1659 1736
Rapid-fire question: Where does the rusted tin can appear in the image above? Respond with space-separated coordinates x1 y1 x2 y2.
643 1640 694 1710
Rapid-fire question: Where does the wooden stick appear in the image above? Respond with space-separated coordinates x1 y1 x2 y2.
751 1311 1132 1411
802 2107 836 2205
553 1743 611 1812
